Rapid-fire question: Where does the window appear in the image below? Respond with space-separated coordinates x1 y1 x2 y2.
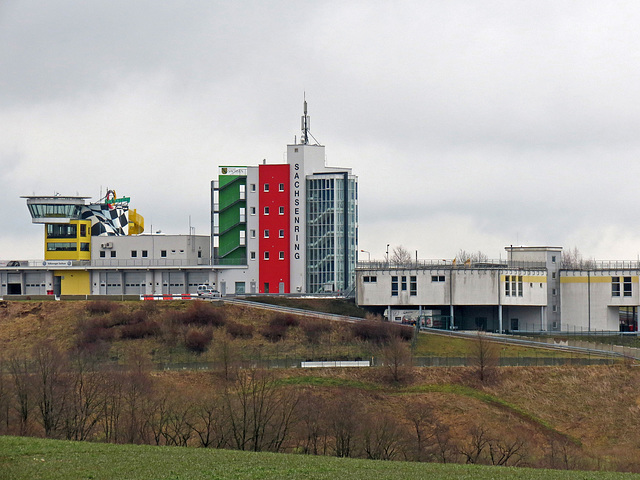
279 251 285 260
46 224 77 239
279 183 284 192
264 183 269 192
504 275 523 296
110 251 116 258
624 276 632 297
391 276 398 296
401 275 407 291
264 229 270 238
552 288 557 296
235 282 246 294
251 184 256 192
552 305 557 312
552 255 556 263
80 243 90 251
161 250 167 258
100 251 105 258
277 229 284 238
264 251 270 260
363 276 377 283
279 206 285 215
552 272 556 279
142 250 148 257
131 250 137 258
612 276 620 297
250 229 256 238
250 251 256 260
410 276 417 296
250 207 256 215
80 224 87 236
518 276 523 297
431 275 445 282
264 207 269 215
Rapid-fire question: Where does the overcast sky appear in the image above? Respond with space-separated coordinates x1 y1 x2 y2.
2 0 640 262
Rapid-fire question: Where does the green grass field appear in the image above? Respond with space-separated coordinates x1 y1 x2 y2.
1 436 639 480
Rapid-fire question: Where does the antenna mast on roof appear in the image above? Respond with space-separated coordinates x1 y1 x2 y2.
300 93 320 145
301 93 310 145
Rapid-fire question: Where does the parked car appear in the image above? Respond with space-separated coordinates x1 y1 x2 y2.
196 284 221 298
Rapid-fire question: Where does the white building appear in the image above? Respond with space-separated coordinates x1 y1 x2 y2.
356 246 639 333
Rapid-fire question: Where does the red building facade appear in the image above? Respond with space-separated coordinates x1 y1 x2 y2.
258 164 290 293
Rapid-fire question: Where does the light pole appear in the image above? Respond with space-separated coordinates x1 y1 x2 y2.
360 249 371 262
386 244 390 265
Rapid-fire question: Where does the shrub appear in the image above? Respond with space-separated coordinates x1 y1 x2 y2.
352 321 413 343
109 309 134 327
185 327 214 353
76 324 115 350
180 301 226 327
86 300 118 315
301 318 332 344
120 320 161 340
270 314 300 328
261 323 288 342
226 321 254 339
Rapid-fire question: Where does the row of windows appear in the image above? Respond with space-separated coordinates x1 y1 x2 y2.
98 249 201 259
262 229 284 238
47 242 90 251
259 183 285 193
391 276 417 296
46 224 87 239
253 251 286 260
505 275 523 297
612 276 632 297
250 206 286 215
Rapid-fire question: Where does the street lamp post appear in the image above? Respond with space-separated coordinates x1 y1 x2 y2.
360 249 371 262
386 244 390 265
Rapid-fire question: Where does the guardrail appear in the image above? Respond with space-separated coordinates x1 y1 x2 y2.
221 298 365 323
421 328 637 359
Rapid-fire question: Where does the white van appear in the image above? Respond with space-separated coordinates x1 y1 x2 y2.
196 284 221 298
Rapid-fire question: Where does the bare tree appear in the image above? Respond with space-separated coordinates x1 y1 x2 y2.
9 355 32 436
455 249 488 265
458 424 490 464
488 435 525 466
296 391 329 455
327 392 362 457
32 341 68 438
361 411 403 460
379 336 413 384
62 352 106 441
189 390 230 448
391 245 412 265
562 246 595 269
468 332 499 384
223 369 299 453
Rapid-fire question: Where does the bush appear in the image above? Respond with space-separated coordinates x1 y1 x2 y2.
270 314 300 328
179 301 226 327
301 318 332 344
86 301 118 315
352 321 413 343
226 321 254 339
76 324 115 350
261 323 288 342
120 320 161 340
185 327 213 353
